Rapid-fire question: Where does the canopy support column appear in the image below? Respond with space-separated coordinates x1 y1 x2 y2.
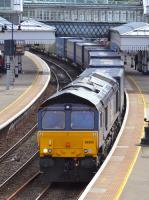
138 51 142 72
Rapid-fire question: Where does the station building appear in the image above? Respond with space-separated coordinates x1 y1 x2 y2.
110 22 149 73
0 0 23 23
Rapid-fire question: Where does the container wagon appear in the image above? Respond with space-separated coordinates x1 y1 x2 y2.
56 37 77 59
75 42 100 67
67 39 84 64
84 46 110 67
89 58 124 68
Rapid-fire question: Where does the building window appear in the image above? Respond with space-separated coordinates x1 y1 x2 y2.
0 0 11 8
44 10 49 21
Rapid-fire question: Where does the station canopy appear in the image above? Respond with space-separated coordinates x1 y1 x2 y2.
110 22 149 51
0 17 56 44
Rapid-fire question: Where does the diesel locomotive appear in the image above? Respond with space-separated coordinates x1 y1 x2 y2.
37 37 125 182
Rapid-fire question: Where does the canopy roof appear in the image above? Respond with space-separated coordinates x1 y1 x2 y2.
0 17 56 44
21 19 56 32
110 22 149 51
0 17 18 30
111 22 148 35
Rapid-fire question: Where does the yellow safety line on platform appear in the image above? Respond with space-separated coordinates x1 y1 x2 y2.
114 75 146 200
0 56 39 115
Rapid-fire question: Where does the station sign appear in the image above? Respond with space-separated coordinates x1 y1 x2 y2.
4 40 16 56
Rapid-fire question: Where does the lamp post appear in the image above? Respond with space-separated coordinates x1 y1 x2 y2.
10 14 15 84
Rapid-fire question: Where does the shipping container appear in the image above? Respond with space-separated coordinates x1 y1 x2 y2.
56 37 77 59
84 47 112 67
89 58 124 68
89 51 120 59
76 42 99 67
67 39 83 63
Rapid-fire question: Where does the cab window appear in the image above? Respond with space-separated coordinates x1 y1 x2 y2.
71 111 94 130
100 112 102 128
116 91 119 112
41 111 65 129
105 107 108 130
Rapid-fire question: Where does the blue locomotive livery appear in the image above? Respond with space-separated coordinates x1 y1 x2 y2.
37 37 125 182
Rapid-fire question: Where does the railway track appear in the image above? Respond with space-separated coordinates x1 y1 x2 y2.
0 53 80 199
0 125 36 163
0 153 39 199
5 172 51 200
30 50 81 80
41 183 86 200
0 130 38 187
4 173 85 200
37 55 75 89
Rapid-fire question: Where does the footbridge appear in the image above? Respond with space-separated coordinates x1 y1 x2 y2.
44 21 122 38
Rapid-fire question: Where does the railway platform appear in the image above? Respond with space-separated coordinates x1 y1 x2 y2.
0 51 50 129
79 65 149 200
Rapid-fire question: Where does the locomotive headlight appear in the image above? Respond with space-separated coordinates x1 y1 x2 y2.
65 104 71 110
84 149 88 153
48 149 52 153
84 149 92 153
43 148 48 154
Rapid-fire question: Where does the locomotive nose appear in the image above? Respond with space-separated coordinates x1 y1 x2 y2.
38 131 98 158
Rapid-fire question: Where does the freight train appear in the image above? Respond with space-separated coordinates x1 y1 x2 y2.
37 37 125 182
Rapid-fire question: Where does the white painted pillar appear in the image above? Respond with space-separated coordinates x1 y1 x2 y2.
6 56 10 90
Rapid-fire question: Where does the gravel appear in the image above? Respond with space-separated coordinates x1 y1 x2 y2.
0 158 39 200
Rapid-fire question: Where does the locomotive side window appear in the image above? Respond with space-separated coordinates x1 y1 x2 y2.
100 112 102 128
116 91 119 112
71 111 94 130
41 111 65 129
105 107 108 130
